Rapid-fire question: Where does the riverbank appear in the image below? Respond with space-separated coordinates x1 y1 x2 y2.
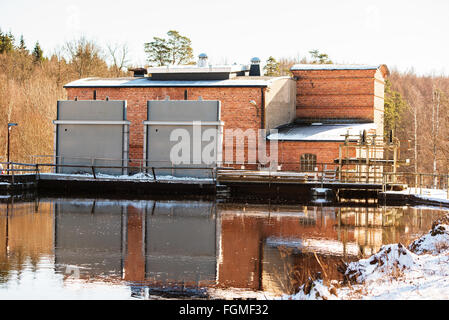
284 213 449 300
381 188 449 208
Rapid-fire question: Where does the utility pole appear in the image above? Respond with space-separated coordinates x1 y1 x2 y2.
432 86 440 188
413 101 418 188
7 123 18 173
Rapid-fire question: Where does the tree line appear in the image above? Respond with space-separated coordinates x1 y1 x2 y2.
387 72 449 177
0 29 132 163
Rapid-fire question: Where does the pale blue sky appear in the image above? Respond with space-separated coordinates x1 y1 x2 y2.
1 0 448 75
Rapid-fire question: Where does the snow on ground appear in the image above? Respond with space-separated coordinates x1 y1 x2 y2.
283 214 449 300
409 216 449 254
344 243 416 284
386 187 449 204
207 288 277 300
283 279 340 300
39 172 213 182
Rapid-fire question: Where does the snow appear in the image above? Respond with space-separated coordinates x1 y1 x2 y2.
148 64 249 73
207 288 277 300
344 243 416 284
283 214 449 300
64 77 287 88
385 188 449 205
409 219 449 254
311 198 331 204
283 279 339 300
38 172 213 183
267 122 376 141
312 188 331 193
290 64 381 71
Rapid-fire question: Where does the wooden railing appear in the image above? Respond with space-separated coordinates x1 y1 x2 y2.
1 160 217 183
382 172 449 199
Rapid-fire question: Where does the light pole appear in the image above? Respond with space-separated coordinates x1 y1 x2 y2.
7 123 18 173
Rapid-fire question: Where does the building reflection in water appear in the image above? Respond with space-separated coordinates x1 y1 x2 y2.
218 203 441 295
0 198 54 284
54 199 218 299
0 197 446 297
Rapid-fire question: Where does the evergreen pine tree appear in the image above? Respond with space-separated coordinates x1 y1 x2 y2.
264 56 280 76
18 35 27 52
32 41 44 63
0 30 15 54
309 49 333 64
384 79 409 135
144 30 194 66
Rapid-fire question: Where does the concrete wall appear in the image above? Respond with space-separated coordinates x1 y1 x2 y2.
55 100 129 175
145 100 222 178
374 69 386 135
265 78 296 131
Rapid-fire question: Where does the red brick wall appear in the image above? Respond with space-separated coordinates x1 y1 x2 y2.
66 87 263 165
277 141 343 171
292 69 385 132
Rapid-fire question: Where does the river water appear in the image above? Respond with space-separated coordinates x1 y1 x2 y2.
0 197 446 299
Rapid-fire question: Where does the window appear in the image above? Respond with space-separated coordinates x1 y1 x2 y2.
300 154 317 172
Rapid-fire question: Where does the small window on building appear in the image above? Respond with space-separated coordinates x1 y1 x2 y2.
300 154 317 172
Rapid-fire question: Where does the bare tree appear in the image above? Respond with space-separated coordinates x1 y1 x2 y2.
389 71 449 181
65 37 108 78
431 85 441 186
107 42 129 77
411 90 420 178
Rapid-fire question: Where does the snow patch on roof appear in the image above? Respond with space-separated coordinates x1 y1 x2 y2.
64 76 290 88
291 64 381 71
148 64 249 74
267 122 376 141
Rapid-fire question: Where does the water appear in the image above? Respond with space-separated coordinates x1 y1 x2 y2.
0 197 446 299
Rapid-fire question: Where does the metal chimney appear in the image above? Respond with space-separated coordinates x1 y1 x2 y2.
249 57 262 76
129 68 148 77
198 53 208 67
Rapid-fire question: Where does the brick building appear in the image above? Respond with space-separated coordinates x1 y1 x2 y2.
63 57 388 172
268 64 389 170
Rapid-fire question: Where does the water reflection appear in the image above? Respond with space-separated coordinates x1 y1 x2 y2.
0 197 446 299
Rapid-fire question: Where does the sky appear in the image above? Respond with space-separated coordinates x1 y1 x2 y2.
1 0 448 75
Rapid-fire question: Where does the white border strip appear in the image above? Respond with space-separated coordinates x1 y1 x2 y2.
143 120 224 126
53 120 131 125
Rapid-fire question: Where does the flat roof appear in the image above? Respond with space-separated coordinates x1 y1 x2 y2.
148 64 249 74
291 64 382 71
64 76 291 88
267 122 377 142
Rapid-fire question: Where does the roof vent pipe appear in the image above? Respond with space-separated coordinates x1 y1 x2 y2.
249 57 262 76
198 53 208 67
129 68 148 77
